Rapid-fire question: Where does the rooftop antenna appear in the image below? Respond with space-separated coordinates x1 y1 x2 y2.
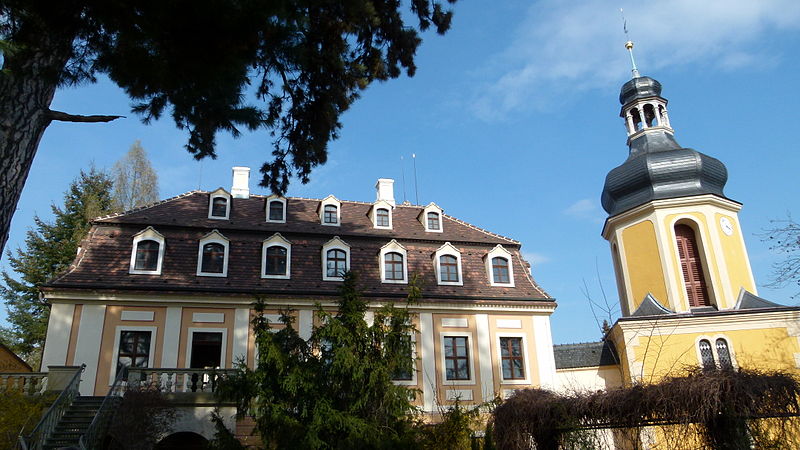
620 9 640 78
412 153 420 205
400 155 408 203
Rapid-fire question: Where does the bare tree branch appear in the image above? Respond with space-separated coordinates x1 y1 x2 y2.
47 110 124 123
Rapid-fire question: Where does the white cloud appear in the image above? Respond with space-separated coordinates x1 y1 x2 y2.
523 252 551 266
471 0 800 120
564 198 605 223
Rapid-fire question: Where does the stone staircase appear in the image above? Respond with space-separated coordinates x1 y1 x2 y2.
43 396 118 449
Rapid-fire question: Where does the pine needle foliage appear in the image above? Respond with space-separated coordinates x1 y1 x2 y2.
0 168 114 365
216 271 422 449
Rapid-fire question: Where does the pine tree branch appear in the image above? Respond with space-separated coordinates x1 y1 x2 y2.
47 110 125 123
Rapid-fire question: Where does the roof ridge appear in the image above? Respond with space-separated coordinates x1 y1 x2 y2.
553 341 606 348
443 213 519 244
94 191 203 221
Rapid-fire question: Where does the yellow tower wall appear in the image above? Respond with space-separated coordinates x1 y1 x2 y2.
620 220 669 311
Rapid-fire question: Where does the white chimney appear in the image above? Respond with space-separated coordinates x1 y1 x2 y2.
231 166 250 199
375 178 395 206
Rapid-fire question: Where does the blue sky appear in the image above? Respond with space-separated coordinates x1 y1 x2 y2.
3 0 800 344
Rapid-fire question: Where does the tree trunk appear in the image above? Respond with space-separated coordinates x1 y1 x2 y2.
0 44 71 254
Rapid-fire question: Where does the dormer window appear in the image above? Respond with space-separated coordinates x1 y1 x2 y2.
434 242 463 286
197 230 229 277
377 209 390 227
486 245 515 287
420 203 444 233
322 236 350 281
129 227 166 275
208 188 231 220
319 195 341 226
266 195 287 223
379 240 408 284
370 200 394 229
261 233 291 279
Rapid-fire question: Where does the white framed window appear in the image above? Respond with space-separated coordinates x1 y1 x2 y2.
434 242 463 286
266 195 287 223
495 333 531 385
439 331 475 385
129 226 166 275
370 201 393 229
420 203 444 233
486 245 515 287
319 195 341 226
196 230 230 277
379 239 408 284
695 335 737 371
109 326 158 384
186 327 228 369
262 233 291 279
322 236 350 281
391 331 418 386
208 188 231 220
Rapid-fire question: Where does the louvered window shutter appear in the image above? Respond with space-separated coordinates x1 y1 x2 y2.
675 224 711 307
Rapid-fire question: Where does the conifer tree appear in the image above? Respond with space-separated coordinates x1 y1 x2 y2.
217 272 421 449
0 168 114 366
112 141 159 211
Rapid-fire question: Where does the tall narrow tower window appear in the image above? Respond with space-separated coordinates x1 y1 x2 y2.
674 224 711 308
716 338 733 370
698 339 716 371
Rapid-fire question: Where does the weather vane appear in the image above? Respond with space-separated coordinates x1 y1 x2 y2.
620 8 640 78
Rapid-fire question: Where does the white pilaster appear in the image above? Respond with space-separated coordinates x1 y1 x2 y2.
41 303 75 368
299 309 313 340
419 312 436 412
532 315 557 389
161 307 182 368
233 308 249 365
73 305 107 395
475 314 495 401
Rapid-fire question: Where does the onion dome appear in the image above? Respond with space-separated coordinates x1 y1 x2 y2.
619 76 662 106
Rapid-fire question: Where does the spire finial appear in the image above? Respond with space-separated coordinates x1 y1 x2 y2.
620 9 640 78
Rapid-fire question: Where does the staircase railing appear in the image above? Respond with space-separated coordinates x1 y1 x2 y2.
78 367 126 450
18 364 84 450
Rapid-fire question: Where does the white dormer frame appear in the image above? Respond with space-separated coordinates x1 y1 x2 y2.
420 202 444 233
208 188 232 220
129 226 166 275
261 233 291 279
322 236 350 281
265 195 287 223
486 244 515 287
379 239 408 284
370 200 394 230
319 195 342 226
434 242 463 286
196 230 230 277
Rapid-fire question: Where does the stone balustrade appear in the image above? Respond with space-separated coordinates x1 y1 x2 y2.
127 368 237 394
0 372 48 394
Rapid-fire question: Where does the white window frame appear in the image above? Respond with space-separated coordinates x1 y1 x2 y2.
392 331 418 386
495 332 531 385
439 331 476 385
322 236 350 281
434 242 463 286
694 334 738 370
129 226 166 275
319 195 341 226
420 202 444 233
196 230 230 277
486 245 515 287
109 326 158 385
208 188 231 220
186 327 228 369
265 195 287 223
261 233 291 279
370 200 394 230
379 239 408 284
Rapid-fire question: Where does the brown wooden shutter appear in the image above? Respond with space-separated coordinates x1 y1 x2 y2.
675 224 710 307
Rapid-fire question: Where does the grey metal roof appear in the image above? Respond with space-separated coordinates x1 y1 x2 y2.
619 76 662 105
631 293 675 317
553 341 619 370
735 289 785 310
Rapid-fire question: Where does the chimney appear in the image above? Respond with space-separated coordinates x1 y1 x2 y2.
231 166 250 199
375 178 395 206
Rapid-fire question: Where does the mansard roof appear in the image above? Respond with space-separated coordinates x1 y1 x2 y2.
553 341 618 370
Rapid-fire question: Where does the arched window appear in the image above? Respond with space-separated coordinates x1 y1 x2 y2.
698 339 716 371
326 249 347 278
268 200 284 221
134 240 160 271
643 103 657 127
439 255 459 282
201 243 226 274
324 205 338 224
211 197 228 218
716 338 733 370
384 252 404 281
631 107 643 131
427 212 440 231
265 246 288 276
675 224 711 307
376 208 390 227
492 257 510 284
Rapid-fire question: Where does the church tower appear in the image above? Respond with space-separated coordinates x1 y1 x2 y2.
600 58 757 317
